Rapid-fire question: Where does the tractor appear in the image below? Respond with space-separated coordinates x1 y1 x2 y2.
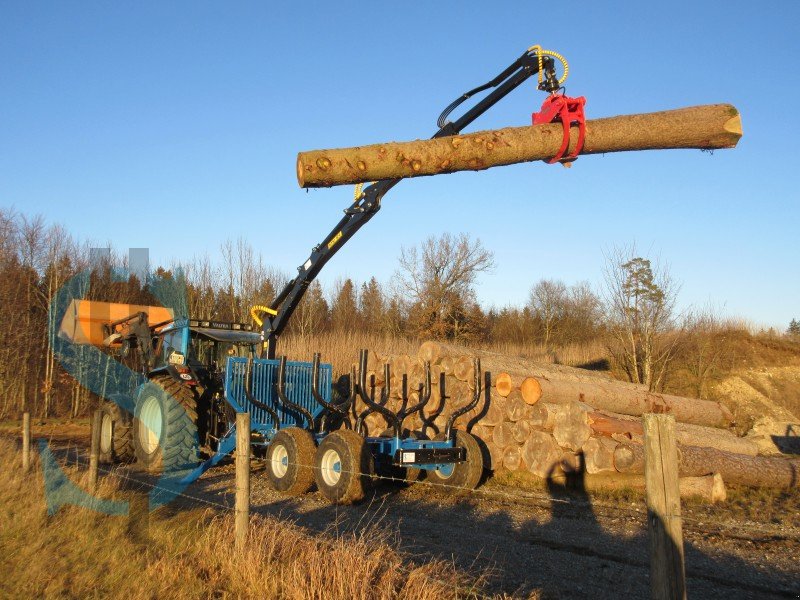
62 46 569 503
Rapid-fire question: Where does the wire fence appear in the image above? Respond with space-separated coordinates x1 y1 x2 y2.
42 437 800 543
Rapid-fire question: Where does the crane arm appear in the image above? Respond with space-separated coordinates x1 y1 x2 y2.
259 49 561 358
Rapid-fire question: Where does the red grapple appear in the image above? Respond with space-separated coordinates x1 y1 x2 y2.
532 94 587 163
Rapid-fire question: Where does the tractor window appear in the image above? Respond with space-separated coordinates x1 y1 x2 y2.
188 333 215 366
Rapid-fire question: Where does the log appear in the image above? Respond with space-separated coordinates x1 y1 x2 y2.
512 419 532 443
679 474 727 504
453 355 474 382
523 376 732 428
487 439 504 470
505 392 528 422
418 341 444 365
494 372 513 397
529 402 558 431
520 377 542 405
588 410 758 455
503 445 523 471
297 104 742 187
481 398 506 427
540 471 726 503
522 431 563 479
439 355 455 376
614 442 800 489
582 436 618 474
493 422 516 449
553 401 592 451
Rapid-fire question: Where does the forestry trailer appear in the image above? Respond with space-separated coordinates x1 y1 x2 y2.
62 47 574 503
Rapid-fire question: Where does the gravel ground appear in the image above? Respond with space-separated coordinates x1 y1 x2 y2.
192 460 800 599
9 431 800 599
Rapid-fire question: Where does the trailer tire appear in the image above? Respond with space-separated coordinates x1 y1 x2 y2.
265 428 316 495
133 376 201 474
314 430 373 504
98 400 134 464
426 430 483 492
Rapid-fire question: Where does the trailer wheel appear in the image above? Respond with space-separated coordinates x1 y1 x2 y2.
265 428 315 495
98 400 134 464
133 376 201 474
377 428 426 485
314 430 373 504
426 430 483 491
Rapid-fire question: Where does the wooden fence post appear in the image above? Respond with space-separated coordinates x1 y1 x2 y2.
88 409 101 493
127 490 150 543
22 412 31 473
235 412 251 549
644 413 686 600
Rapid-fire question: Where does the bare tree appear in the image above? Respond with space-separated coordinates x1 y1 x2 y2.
603 246 680 391
396 233 494 340
679 305 731 399
528 279 568 350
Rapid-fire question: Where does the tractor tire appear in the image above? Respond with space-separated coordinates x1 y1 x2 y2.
314 430 373 505
265 427 316 495
377 428 426 485
98 399 134 464
132 375 201 474
426 430 483 492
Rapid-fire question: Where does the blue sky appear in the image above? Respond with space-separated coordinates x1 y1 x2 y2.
1 1 798 328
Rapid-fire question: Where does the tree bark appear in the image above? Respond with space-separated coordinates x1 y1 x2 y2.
298 104 742 187
614 442 800 489
679 474 727 504
588 410 758 455
521 375 733 428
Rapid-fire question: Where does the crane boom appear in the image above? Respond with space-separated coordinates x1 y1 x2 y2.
260 49 560 358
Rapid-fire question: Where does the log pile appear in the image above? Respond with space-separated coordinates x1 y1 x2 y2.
355 341 800 497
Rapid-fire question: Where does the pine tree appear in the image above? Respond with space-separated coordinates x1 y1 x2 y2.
788 318 800 337
331 278 358 332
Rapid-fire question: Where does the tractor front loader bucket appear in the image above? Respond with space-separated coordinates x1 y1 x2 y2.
58 299 174 346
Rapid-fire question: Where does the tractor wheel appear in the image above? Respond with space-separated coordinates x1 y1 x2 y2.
98 399 134 464
132 375 201 474
377 428 426 485
314 430 373 505
265 427 316 495
425 430 483 492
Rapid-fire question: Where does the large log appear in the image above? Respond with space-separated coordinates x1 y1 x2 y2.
552 401 592 451
614 442 800 489
588 410 758 455
521 376 732 428
297 104 742 187
522 431 563 479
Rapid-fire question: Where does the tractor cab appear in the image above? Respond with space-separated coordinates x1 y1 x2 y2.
154 318 261 387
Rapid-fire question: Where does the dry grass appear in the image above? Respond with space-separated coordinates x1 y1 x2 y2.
280 332 420 377
279 332 611 379
0 438 488 599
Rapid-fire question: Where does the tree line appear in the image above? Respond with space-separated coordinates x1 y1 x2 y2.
0 208 795 419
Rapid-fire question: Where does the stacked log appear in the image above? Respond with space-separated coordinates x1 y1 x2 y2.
355 341 794 495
